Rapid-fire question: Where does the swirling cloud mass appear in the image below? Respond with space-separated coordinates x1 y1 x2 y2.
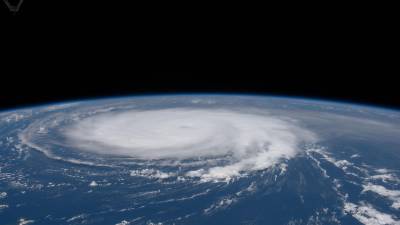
64 108 317 180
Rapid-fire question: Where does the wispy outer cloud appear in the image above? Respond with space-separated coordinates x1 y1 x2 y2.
344 202 399 225
363 183 400 210
65 109 317 181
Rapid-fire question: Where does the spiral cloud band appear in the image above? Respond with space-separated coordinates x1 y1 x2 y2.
65 109 317 180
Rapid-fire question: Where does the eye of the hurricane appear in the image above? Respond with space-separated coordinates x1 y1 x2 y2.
63 108 317 180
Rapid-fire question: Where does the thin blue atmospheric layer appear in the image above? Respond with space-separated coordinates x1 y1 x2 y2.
0 95 400 225
2 93 400 114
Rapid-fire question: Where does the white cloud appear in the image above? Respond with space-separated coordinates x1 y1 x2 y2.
130 169 175 179
190 99 216 104
0 192 7 199
115 220 130 225
376 169 391 174
89 181 98 187
18 218 35 225
344 202 399 225
369 174 400 183
65 109 317 181
67 214 87 222
393 202 400 210
362 183 400 210
204 196 237 214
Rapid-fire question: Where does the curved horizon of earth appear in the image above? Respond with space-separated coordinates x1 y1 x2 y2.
0 95 400 225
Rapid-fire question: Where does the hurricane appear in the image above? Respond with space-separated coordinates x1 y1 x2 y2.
64 109 317 180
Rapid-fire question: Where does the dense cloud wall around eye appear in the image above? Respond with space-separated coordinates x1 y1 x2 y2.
64 108 317 180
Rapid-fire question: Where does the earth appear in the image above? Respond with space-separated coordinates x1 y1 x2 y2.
1 95 400 225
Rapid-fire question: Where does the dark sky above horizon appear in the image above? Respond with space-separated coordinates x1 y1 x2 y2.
2 2 397 111
0 72 398 112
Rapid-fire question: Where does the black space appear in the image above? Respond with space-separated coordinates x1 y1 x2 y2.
2 2 398 111
0 71 399 112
